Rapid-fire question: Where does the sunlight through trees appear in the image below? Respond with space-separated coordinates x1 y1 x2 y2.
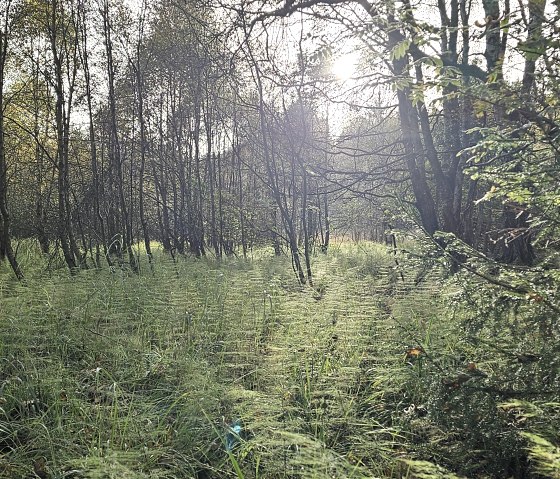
0 0 559 473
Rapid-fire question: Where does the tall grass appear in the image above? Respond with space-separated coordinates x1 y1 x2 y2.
0 241 557 478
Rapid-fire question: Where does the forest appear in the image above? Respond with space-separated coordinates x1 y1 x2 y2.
0 0 559 477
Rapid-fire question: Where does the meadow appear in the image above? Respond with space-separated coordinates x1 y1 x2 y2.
0 242 558 478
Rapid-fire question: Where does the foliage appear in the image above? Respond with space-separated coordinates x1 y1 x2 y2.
523 433 560 478
466 120 560 256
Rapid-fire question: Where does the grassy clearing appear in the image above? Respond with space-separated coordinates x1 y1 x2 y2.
0 242 557 478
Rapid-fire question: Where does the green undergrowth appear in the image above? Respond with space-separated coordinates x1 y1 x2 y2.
0 241 558 478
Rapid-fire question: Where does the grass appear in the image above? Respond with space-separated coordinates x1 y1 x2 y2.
0 241 558 478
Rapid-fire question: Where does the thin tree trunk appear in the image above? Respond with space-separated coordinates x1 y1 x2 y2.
48 0 77 271
301 169 313 285
78 0 109 266
0 11 23 279
131 27 152 265
32 51 50 255
192 91 206 257
101 0 137 272
233 133 248 258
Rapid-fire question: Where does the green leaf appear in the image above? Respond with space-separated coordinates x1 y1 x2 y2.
390 39 411 60
518 38 547 61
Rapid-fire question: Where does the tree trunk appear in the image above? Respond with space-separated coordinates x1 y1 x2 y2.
78 0 109 266
0 18 23 279
48 0 77 271
101 0 138 272
301 168 313 285
131 26 152 265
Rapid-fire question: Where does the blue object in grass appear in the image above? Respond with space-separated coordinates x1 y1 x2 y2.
225 419 243 452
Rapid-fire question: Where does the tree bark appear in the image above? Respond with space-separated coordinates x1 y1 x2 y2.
101 0 138 272
48 0 78 271
0 9 23 279
130 14 152 265
78 0 110 267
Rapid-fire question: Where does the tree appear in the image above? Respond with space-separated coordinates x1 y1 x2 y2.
232 0 558 267
44 0 82 270
77 0 107 267
0 0 24 279
100 0 138 271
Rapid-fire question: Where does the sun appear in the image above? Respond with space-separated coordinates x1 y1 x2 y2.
331 52 360 81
